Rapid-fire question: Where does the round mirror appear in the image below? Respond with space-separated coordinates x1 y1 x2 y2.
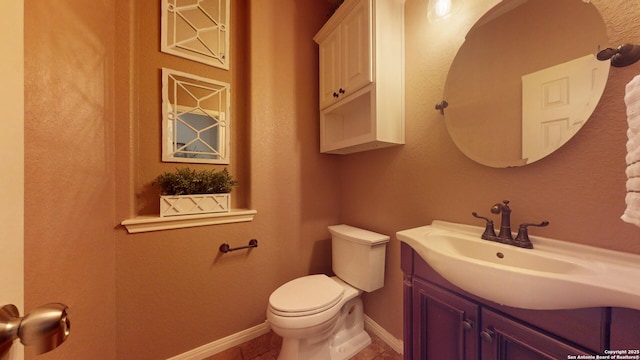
444 0 610 168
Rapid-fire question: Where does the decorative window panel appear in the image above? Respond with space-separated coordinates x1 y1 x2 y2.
161 0 230 69
162 68 230 164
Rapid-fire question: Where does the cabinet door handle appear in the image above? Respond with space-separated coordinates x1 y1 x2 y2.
333 92 339 98
339 88 345 94
480 329 494 342
462 320 473 331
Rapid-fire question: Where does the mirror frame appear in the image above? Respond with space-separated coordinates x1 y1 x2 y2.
161 0 230 69
162 68 231 165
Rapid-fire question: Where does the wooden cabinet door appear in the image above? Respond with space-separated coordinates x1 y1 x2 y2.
480 309 593 360
318 26 341 109
340 0 372 96
413 279 479 360
318 0 371 110
610 308 640 349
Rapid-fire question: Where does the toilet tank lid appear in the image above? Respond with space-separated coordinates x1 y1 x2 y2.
328 224 390 245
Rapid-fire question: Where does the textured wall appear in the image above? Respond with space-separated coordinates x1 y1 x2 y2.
23 1 640 358
24 0 118 358
114 1 339 359
339 0 640 341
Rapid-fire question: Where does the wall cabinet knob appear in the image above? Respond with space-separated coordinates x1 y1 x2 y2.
462 320 473 331
339 88 345 94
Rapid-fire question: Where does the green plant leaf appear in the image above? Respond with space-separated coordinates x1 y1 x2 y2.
153 167 237 195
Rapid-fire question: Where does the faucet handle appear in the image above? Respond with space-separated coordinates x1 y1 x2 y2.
513 221 549 249
472 212 497 240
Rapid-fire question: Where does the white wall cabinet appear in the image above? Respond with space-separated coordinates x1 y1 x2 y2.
314 0 404 155
318 0 372 109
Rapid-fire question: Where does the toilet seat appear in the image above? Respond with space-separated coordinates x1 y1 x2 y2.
269 274 344 317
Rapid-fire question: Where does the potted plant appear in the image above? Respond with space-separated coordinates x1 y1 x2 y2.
153 167 238 217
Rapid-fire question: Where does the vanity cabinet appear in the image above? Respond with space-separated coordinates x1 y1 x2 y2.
480 309 591 359
610 308 640 349
412 279 479 359
313 0 404 154
401 242 625 360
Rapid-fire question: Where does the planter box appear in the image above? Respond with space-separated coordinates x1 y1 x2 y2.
160 194 230 217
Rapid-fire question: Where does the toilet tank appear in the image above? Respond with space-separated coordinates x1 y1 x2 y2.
329 224 390 292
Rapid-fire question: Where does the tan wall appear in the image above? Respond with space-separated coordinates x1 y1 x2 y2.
115 1 339 359
24 0 118 359
23 0 640 358
340 0 640 340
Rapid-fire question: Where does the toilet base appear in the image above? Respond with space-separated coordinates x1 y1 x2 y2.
329 328 370 360
275 297 370 360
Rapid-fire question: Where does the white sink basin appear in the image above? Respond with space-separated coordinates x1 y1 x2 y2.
397 220 640 310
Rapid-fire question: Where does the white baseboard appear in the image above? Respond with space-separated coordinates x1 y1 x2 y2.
167 315 403 360
364 314 404 355
166 320 271 360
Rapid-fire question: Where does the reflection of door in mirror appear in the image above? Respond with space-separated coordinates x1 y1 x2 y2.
522 55 609 163
162 68 230 164
170 106 223 160
443 0 609 168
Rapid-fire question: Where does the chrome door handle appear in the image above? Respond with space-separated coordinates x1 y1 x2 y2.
0 303 70 357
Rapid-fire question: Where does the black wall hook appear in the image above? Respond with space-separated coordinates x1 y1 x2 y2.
435 100 448 115
597 43 640 67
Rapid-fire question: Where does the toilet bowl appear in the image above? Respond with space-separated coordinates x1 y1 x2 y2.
266 225 390 360
267 275 370 360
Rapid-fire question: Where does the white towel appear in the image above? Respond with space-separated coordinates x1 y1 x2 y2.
621 75 640 227
626 161 640 178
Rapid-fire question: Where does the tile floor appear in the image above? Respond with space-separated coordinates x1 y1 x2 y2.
202 330 402 360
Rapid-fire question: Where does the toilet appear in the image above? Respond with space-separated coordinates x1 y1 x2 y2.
267 224 390 360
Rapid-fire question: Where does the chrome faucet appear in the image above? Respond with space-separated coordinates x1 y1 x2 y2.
472 200 549 249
